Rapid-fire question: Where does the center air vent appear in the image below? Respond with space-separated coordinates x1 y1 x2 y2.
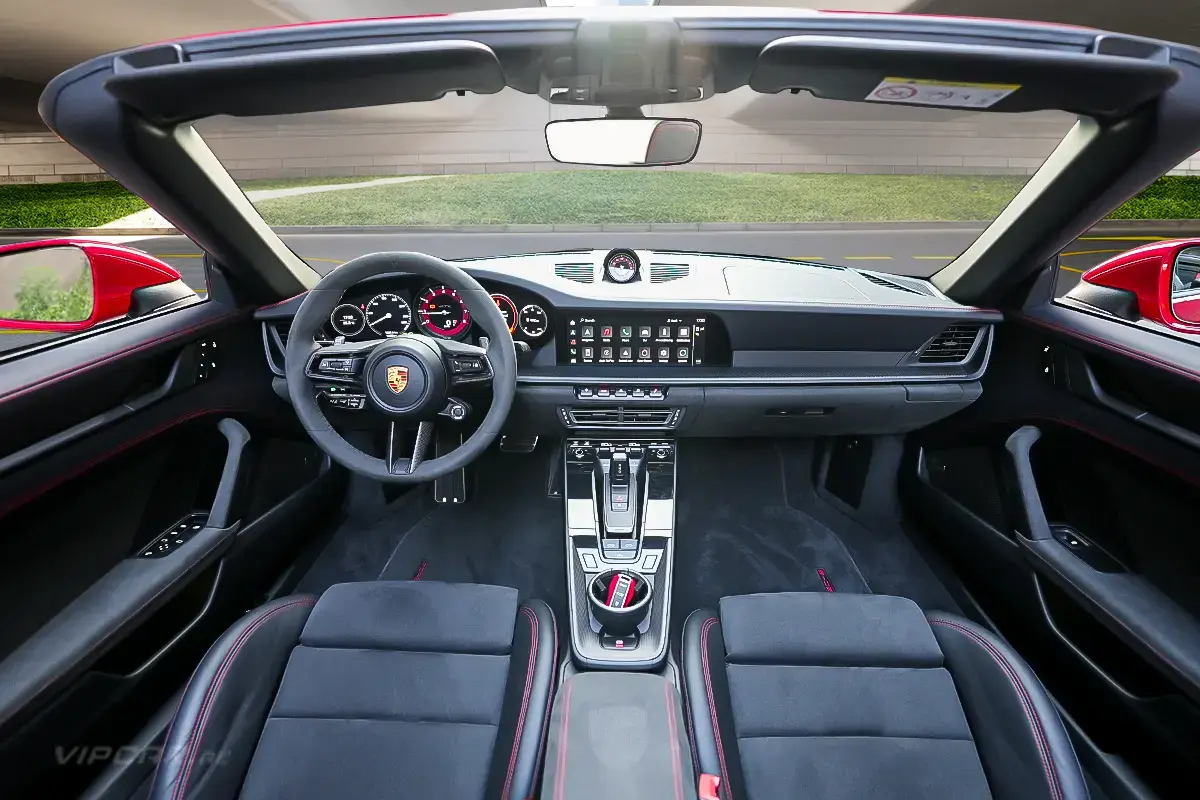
555 263 595 283
561 407 681 428
918 325 982 364
649 263 690 283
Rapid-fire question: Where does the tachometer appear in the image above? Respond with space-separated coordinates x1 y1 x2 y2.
519 304 549 338
418 285 471 338
491 293 518 333
364 293 412 337
330 304 366 337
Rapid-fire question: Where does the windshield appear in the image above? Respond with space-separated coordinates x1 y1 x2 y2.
194 87 1075 276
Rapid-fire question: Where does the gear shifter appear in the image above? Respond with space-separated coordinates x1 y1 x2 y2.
592 445 643 560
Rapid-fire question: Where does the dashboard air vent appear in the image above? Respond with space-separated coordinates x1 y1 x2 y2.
649 263 690 283
918 325 982 364
861 272 921 295
562 407 682 428
555 263 595 284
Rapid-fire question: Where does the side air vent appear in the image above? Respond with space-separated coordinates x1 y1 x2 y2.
561 407 682 428
555 263 595 283
861 272 921 295
918 325 983 364
649 263 690 283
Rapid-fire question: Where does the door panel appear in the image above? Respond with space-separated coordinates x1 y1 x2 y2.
0 271 343 798
904 272 1200 796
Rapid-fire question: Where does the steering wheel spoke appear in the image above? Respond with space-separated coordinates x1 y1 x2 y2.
304 340 380 389
386 421 434 475
434 339 494 388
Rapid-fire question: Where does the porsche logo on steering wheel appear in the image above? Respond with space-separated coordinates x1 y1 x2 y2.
385 365 409 394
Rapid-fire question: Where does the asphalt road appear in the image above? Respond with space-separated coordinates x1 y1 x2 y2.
0 227 1185 352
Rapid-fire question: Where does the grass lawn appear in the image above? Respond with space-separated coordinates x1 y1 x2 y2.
254 171 1031 225
3 172 1200 228
0 176 376 228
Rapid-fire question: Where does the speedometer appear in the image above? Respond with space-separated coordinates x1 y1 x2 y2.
365 293 412 337
418 285 471 338
519 304 548 338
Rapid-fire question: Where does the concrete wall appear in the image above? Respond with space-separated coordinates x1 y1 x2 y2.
2 88 1198 184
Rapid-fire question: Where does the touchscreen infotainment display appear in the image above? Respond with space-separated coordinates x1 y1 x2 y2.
558 313 723 366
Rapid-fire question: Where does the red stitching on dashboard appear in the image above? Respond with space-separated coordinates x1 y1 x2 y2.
0 311 246 406
0 408 242 521
1015 313 1200 385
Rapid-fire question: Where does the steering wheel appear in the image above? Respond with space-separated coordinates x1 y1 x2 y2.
284 252 517 483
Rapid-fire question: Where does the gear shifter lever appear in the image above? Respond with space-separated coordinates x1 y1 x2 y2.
609 452 630 511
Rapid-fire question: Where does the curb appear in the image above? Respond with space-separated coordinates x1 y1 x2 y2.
1 219 1197 238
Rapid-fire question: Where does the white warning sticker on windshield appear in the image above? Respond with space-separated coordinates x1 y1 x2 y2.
867 77 1020 109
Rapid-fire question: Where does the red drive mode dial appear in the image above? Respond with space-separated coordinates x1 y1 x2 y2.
418 285 471 338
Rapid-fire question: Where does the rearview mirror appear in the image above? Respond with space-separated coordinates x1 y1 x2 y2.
0 246 94 325
544 118 701 167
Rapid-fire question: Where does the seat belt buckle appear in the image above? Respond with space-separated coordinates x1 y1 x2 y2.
699 773 721 800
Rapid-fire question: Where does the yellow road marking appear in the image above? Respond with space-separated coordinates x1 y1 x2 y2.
1077 236 1169 242
844 256 893 260
1059 265 1085 274
1060 248 1127 258
304 257 347 265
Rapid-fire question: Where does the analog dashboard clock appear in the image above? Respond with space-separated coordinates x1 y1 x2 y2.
604 249 640 283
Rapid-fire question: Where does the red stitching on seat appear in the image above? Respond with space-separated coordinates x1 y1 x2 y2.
929 618 1063 800
700 617 733 800
664 680 684 800
501 606 539 800
170 598 315 800
528 605 558 786
552 678 575 800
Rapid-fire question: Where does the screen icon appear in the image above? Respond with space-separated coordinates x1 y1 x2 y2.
639 326 652 338
601 326 613 338
639 347 652 359
582 326 593 338
620 325 632 338
583 347 593 359
658 347 671 360
600 347 613 359
619 347 632 360
678 326 690 338
658 326 671 338
678 347 690 360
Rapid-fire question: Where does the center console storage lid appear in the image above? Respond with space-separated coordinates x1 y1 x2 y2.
544 671 698 800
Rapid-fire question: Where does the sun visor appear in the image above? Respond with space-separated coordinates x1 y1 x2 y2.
104 40 506 125
749 35 1179 117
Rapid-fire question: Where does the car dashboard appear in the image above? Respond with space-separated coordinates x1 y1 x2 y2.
258 248 1000 437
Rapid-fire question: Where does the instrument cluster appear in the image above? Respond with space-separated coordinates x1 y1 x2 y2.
322 279 553 346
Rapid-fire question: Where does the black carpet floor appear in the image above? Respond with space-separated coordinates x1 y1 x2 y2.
297 437 957 635
671 439 871 630
298 445 568 622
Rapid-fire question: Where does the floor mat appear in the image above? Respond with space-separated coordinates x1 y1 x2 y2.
374 447 568 621
672 439 870 633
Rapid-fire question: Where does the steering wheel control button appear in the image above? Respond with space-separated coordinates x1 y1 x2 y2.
320 357 357 374
450 356 485 374
440 399 470 421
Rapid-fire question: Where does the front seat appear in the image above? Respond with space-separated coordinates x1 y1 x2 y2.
682 592 1087 800
149 581 557 800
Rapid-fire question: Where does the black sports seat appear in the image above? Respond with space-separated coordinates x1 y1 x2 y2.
148 581 557 800
682 592 1087 800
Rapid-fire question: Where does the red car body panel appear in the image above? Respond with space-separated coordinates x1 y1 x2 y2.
1079 238 1200 334
0 239 182 333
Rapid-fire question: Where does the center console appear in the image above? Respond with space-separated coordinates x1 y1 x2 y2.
564 438 676 669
